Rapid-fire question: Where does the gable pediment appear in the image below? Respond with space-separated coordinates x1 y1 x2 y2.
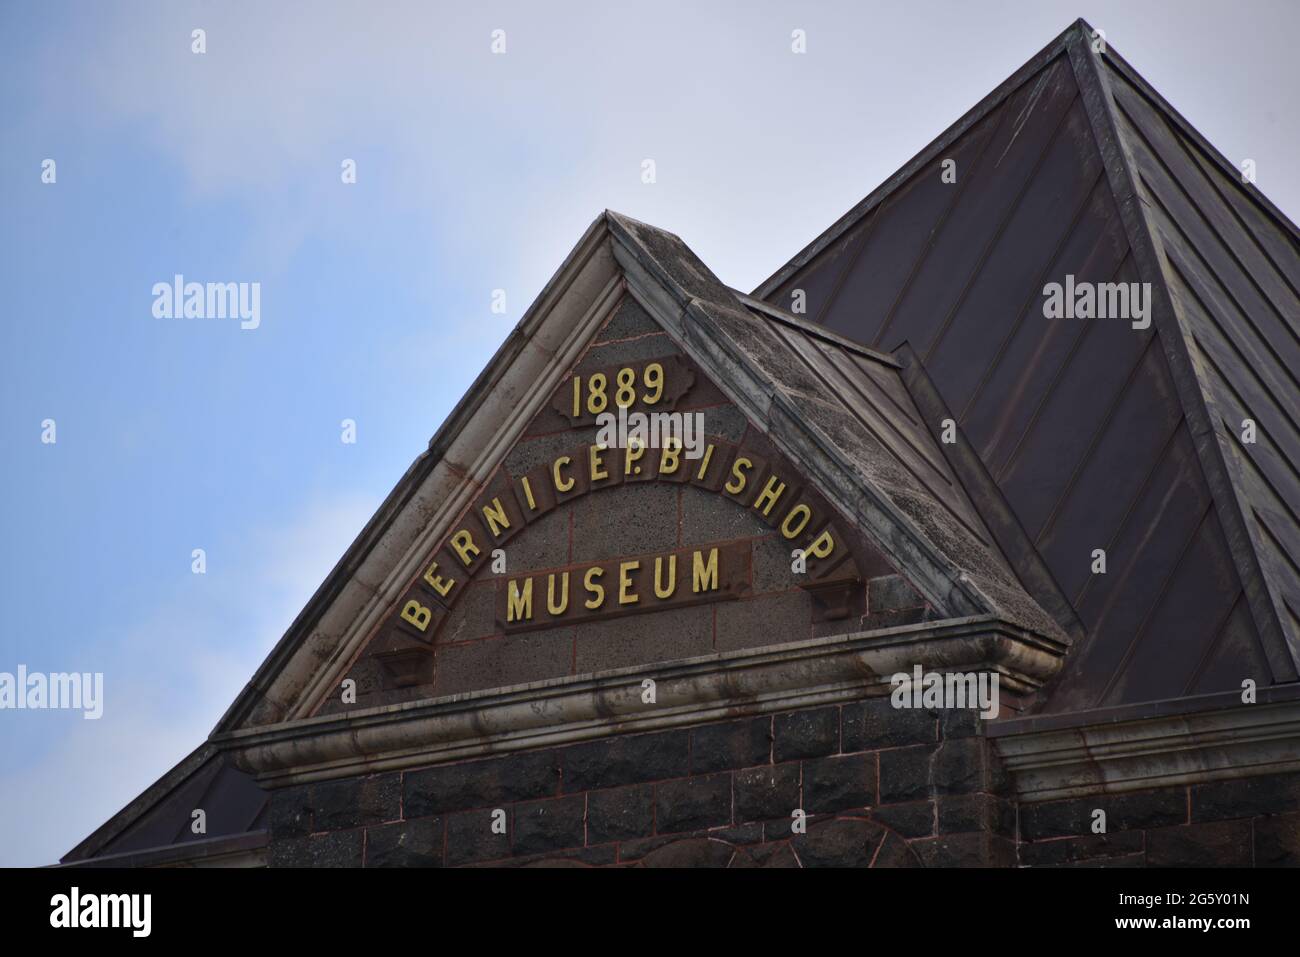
219 210 1054 733
319 297 899 713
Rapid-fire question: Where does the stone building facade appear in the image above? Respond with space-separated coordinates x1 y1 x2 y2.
64 20 1300 868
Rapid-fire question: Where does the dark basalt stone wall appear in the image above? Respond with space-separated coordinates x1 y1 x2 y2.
267 700 1016 868
266 699 1300 867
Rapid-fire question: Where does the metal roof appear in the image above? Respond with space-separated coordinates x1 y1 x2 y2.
757 19 1300 713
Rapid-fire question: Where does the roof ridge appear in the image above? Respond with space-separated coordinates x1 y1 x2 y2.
752 19 1093 300
729 289 902 368
1097 42 1300 245
1063 27 1300 683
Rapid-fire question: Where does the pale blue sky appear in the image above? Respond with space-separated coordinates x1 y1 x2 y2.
2 0 1296 867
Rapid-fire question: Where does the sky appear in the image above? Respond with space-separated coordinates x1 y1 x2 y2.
1 0 1296 868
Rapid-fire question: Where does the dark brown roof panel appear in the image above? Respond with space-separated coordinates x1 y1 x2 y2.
758 20 1299 714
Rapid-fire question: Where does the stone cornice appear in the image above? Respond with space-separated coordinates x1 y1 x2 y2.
992 690 1300 802
218 615 1065 788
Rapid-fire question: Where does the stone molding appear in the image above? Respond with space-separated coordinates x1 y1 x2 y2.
221 615 1064 788
992 690 1300 802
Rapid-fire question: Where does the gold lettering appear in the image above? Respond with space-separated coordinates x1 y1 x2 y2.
659 439 681 476
725 457 753 495
583 566 605 609
695 443 715 481
781 504 812 540
482 496 510 537
643 362 664 404
507 578 534 623
753 474 786 516
619 560 640 605
692 547 719 593
547 572 570 616
450 529 480 567
553 455 575 492
624 439 645 475
400 599 433 632
808 529 836 560
589 444 608 482
421 561 455 599
654 555 677 599
520 476 537 511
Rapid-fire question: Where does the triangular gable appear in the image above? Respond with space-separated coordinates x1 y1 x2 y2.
218 211 1061 732
217 217 625 730
753 18 1300 711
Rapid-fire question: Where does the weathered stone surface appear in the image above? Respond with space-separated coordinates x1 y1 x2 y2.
594 296 660 343
912 832 1015 868
714 592 812 653
311 773 401 831
878 745 935 803
404 751 560 817
445 808 513 866
515 844 619 867
1063 853 1147 868
270 784 313 839
932 737 988 795
512 795 586 857
744 841 801 868
1254 811 1300 866
679 482 768 545
938 707 983 739
617 831 705 862
365 817 444 868
639 837 739 868
431 631 574 698
691 716 772 773
751 533 803 592
791 817 886 867
871 800 935 838
708 823 764 845
587 784 655 844
938 794 1016 837
1191 771 1300 822
734 764 801 822
868 574 923 613
1018 831 1145 867
579 333 677 372
269 830 363 868
841 697 936 751
1145 820 1253 867
773 707 839 762
802 753 875 814
656 773 732 832
437 579 499 645
873 830 925 868
573 605 713 673
1020 789 1186 840
518 858 593 868
569 484 680 563
562 730 689 792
